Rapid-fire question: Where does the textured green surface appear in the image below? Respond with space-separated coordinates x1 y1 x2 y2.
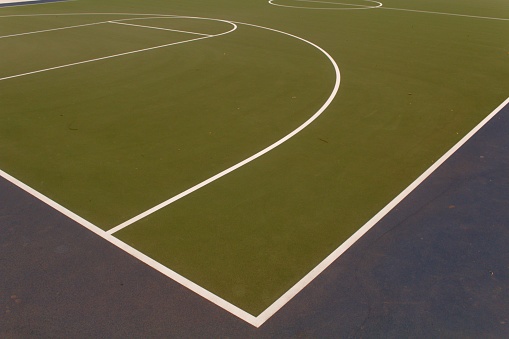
0 0 508 315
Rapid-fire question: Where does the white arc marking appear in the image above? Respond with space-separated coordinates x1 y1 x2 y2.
268 0 382 10
106 21 341 235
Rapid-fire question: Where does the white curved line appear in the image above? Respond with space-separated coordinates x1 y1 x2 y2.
107 21 341 234
285 0 375 8
268 0 508 19
268 0 382 10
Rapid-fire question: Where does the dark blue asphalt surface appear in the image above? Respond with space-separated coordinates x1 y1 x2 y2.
0 0 68 8
1 100 508 337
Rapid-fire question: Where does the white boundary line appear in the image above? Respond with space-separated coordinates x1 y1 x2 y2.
268 0 382 10
1 11 508 328
0 167 260 324
256 98 509 325
1 93 508 327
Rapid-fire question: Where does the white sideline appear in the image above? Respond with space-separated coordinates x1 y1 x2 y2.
0 166 259 325
255 98 509 325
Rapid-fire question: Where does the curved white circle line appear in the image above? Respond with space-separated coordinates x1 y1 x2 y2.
268 0 382 10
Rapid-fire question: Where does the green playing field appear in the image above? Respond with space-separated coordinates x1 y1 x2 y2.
0 0 507 322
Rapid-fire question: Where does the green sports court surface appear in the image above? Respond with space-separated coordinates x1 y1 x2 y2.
0 0 507 327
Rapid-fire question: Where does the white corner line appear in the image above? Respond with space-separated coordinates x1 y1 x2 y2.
106 20 341 235
103 234 260 325
0 171 259 326
0 168 107 238
253 96 509 326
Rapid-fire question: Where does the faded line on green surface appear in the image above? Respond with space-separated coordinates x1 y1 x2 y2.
0 20 109 39
380 6 509 21
0 16 237 82
268 0 382 10
109 20 214 37
269 0 509 20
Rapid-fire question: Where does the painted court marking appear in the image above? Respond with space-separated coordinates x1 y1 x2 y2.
0 21 111 39
109 21 214 37
105 19 340 234
1 10 508 328
269 0 509 20
268 0 382 10
379 6 509 21
0 16 236 82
